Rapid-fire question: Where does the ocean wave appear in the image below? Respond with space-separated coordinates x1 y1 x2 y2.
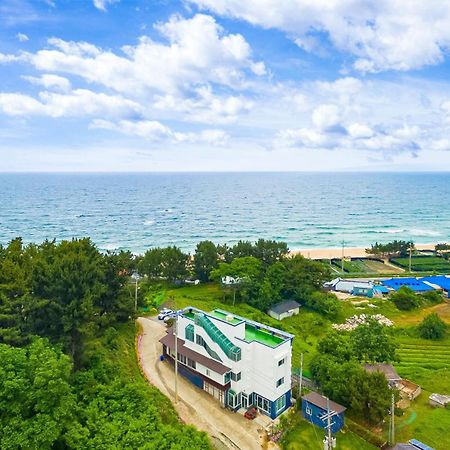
373 228 441 237
143 219 154 226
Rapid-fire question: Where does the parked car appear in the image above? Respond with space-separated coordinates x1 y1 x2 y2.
158 308 173 320
244 406 257 420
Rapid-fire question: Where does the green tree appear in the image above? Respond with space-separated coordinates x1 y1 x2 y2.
418 313 447 339
283 255 330 301
305 291 342 318
139 248 164 278
229 240 255 259
161 246 189 282
0 339 76 450
253 239 289 266
352 318 397 363
390 286 420 310
194 241 219 282
350 370 392 425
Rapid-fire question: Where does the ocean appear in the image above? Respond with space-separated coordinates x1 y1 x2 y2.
1 172 449 254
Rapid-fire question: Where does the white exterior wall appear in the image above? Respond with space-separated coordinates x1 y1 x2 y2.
176 311 292 403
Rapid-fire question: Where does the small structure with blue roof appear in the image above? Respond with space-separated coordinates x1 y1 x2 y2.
301 392 346 434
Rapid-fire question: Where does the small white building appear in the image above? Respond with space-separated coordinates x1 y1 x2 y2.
429 393 450 408
160 306 293 419
268 300 300 321
324 277 373 294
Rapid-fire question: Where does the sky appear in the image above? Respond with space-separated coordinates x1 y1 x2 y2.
1 0 450 172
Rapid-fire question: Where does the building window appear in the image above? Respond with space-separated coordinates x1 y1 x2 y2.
231 372 241 382
206 369 210 376
278 358 285 366
255 394 271 414
224 372 231 384
276 377 284 388
275 395 286 412
187 358 196 369
306 406 312 415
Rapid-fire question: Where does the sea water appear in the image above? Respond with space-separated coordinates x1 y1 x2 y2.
1 172 449 254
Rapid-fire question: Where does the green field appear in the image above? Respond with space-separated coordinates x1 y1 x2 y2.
395 336 450 393
282 417 377 450
391 256 450 272
332 258 403 274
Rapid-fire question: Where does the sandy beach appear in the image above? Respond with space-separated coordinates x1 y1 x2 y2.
291 243 437 260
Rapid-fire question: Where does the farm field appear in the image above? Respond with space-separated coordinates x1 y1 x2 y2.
332 258 403 274
391 256 450 272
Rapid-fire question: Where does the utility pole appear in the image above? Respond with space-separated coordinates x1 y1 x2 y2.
174 295 179 404
298 353 303 401
134 276 138 312
389 393 395 446
341 240 345 273
409 243 412 273
323 397 336 450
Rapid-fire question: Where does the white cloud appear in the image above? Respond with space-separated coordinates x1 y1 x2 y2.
154 85 253 124
26 14 263 96
311 104 341 130
23 74 71 92
190 0 450 72
91 118 228 145
93 0 117 12
16 32 29 42
347 123 373 139
0 89 140 118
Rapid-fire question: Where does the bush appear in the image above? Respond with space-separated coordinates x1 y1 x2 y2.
390 286 420 310
305 291 342 318
346 419 386 448
422 290 443 304
418 313 447 339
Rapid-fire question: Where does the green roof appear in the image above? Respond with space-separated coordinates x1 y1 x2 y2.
245 324 284 348
209 309 242 325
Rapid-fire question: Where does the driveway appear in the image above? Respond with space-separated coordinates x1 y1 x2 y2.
137 316 278 450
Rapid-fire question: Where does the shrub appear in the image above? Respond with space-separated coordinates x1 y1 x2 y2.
390 286 420 310
346 419 386 448
305 291 342 318
418 313 447 339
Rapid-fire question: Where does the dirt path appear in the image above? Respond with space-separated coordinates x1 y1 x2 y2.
137 317 276 450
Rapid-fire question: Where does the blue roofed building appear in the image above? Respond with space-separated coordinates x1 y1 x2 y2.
420 276 450 297
301 392 346 434
382 277 436 292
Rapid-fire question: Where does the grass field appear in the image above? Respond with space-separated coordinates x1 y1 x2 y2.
282 417 377 450
331 258 403 274
391 256 450 272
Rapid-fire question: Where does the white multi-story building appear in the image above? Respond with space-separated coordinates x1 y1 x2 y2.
159 306 293 419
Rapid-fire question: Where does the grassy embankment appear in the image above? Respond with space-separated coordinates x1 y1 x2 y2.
150 282 450 449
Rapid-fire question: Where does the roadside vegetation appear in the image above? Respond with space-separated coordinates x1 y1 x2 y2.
0 238 210 450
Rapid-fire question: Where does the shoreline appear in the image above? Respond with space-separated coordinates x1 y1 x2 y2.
290 243 437 260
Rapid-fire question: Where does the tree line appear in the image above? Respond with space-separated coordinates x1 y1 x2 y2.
138 239 339 316
365 240 415 258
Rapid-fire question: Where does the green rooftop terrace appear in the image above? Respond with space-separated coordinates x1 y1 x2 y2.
245 324 284 348
209 309 242 325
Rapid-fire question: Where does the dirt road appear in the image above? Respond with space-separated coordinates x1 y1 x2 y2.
137 317 276 450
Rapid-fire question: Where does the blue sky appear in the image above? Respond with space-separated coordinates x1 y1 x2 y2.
1 0 450 171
